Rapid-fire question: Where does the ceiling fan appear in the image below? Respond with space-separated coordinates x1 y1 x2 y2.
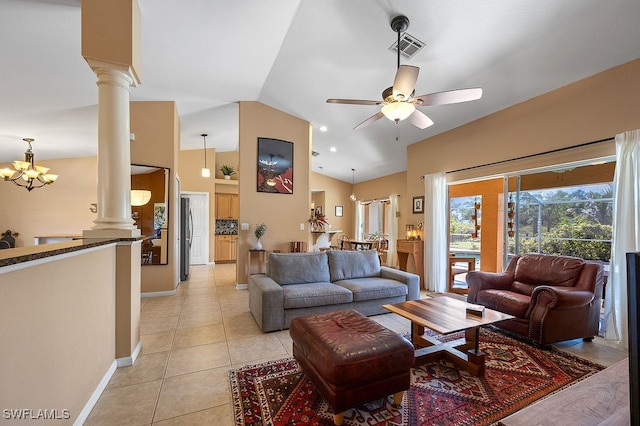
327 15 482 130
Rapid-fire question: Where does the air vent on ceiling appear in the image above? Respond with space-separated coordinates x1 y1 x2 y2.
389 32 425 59
311 151 320 157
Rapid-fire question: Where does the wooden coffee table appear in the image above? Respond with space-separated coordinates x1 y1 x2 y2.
383 296 514 376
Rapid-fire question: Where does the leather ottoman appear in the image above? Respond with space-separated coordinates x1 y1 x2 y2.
289 309 414 425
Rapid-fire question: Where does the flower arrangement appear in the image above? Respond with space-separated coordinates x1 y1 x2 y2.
309 211 329 231
254 223 267 240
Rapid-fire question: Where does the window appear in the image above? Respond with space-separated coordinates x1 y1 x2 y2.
449 195 481 264
363 200 390 240
510 182 613 262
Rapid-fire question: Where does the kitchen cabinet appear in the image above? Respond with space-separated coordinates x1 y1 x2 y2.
215 235 237 262
216 194 239 219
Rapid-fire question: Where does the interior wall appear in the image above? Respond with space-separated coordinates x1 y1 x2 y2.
406 59 640 273
407 59 640 197
0 156 97 247
215 151 240 183
310 171 354 239
0 245 116 423
353 171 408 236
130 101 180 293
178 148 217 263
237 101 310 285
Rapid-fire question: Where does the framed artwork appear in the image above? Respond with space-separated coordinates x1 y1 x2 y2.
153 203 166 230
412 196 424 214
257 137 294 194
335 205 343 217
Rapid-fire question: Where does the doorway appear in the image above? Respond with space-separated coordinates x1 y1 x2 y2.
181 192 210 265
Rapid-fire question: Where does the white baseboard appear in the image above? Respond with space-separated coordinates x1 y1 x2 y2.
116 340 143 367
74 360 117 426
141 289 177 298
236 283 247 290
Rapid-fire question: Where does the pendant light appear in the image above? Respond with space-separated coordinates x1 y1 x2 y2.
349 168 357 201
201 133 210 177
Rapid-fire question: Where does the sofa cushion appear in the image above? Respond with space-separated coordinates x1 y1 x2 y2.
327 250 380 282
514 254 584 288
334 278 407 302
477 289 531 318
283 283 353 309
268 252 330 285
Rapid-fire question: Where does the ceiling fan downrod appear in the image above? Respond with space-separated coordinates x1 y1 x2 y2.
390 15 410 70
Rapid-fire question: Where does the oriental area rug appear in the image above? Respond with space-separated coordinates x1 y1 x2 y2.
229 328 604 426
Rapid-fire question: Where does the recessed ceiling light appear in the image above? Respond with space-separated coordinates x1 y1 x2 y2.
329 146 336 152
319 125 328 132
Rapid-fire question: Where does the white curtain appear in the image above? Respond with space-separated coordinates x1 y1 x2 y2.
424 172 448 292
387 194 399 267
604 129 640 348
368 201 382 235
355 201 365 241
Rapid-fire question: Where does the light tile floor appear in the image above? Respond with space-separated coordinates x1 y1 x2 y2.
86 263 628 425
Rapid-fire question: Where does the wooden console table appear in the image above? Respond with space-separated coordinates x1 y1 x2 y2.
246 249 267 277
397 239 424 287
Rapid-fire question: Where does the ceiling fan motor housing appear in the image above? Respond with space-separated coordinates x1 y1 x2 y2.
390 15 410 33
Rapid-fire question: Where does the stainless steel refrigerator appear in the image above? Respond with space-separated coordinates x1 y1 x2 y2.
180 196 192 281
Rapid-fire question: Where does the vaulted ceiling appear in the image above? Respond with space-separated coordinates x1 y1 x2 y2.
2 0 639 183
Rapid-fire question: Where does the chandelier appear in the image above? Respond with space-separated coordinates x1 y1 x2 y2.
0 138 58 191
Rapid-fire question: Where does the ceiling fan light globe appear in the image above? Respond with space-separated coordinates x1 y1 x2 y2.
381 102 415 122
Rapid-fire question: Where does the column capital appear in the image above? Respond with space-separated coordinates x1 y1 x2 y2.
86 59 139 87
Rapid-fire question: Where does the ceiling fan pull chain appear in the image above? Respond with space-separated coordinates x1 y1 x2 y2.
395 121 400 142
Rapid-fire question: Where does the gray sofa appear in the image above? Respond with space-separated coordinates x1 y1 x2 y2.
249 250 420 332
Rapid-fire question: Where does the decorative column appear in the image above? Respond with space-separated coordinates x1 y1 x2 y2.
81 0 142 239
81 0 144 366
85 65 139 237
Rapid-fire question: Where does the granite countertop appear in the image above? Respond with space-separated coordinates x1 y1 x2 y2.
0 237 132 268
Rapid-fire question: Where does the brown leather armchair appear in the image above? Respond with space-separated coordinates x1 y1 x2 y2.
466 254 603 345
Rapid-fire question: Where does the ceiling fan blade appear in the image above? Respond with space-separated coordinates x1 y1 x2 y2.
407 110 434 129
413 88 482 106
353 112 385 130
326 98 381 106
392 65 419 100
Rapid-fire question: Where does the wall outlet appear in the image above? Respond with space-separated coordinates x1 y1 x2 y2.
241 223 249 231
299 223 305 231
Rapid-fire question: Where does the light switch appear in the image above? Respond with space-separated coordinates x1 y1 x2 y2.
241 223 249 231
300 223 305 231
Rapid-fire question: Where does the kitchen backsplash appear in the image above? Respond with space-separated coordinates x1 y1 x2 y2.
216 219 238 235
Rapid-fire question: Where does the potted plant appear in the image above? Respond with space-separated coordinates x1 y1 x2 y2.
220 164 236 179
254 223 267 250
308 211 329 232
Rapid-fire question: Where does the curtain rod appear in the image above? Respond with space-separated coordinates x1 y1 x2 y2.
445 136 615 175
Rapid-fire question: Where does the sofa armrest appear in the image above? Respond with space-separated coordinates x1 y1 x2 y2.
466 270 513 303
530 286 596 310
248 274 284 332
527 286 599 344
380 266 420 300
